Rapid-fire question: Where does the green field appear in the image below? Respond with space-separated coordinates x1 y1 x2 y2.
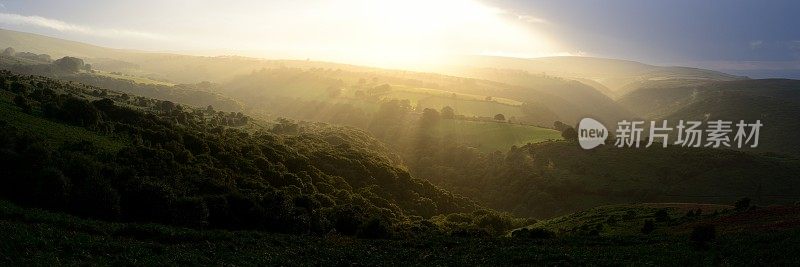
386 85 522 105
435 119 562 152
94 70 175 86
377 85 524 118
527 203 733 236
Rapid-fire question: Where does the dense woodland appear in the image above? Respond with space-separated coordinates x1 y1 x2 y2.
0 70 539 239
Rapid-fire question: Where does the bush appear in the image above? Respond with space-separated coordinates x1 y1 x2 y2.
511 228 555 239
69 182 121 220
120 180 176 223
32 168 71 210
203 195 231 228
172 197 209 227
561 127 578 142
13 95 32 114
331 205 365 236
690 224 716 247
641 219 655 234
654 208 670 222
475 213 514 234
735 197 751 210
53 56 86 73
358 216 392 239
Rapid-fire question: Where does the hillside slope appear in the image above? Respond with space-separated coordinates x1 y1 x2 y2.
618 79 800 155
0 70 522 238
447 55 746 96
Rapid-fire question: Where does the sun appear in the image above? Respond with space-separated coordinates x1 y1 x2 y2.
224 0 564 69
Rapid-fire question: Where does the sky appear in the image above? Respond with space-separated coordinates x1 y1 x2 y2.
0 0 798 78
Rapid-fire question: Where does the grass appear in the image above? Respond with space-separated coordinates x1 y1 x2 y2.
2 200 799 265
435 119 562 152
527 203 733 236
388 85 522 106
94 70 175 86
0 93 127 151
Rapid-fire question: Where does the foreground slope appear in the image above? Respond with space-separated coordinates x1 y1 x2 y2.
3 199 800 265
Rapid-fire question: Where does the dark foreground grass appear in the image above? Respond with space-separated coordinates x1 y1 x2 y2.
2 201 799 266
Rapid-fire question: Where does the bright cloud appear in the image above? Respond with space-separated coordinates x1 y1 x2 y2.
0 12 164 40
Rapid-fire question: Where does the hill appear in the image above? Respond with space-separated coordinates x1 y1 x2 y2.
0 70 533 239
446 55 747 96
411 140 800 218
617 79 800 155
1 29 632 125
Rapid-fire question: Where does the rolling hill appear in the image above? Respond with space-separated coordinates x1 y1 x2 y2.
617 79 800 155
0 28 632 126
445 55 747 97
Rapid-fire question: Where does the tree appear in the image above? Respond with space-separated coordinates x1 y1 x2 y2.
690 224 716 247
358 216 391 239
421 108 440 127
326 86 341 98
441 106 455 119
735 197 751 210
553 121 566 131
53 56 86 73
654 208 670 222
561 127 578 142
13 95 32 114
9 81 26 94
494 113 506 122
512 228 555 239
1 47 15 56
641 219 655 234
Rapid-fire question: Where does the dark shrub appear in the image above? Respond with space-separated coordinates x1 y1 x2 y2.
654 208 670 222
120 180 176 223
332 205 365 236
203 195 231 228
53 56 85 73
511 228 555 239
641 219 656 234
172 197 209 227
358 216 392 239
690 224 716 246
685 210 696 217
13 95 32 114
735 197 751 210
475 213 514 234
69 182 121 220
32 167 71 210
450 228 491 238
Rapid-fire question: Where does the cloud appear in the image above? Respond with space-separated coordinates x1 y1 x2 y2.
0 12 164 40
749 40 763 50
516 14 548 24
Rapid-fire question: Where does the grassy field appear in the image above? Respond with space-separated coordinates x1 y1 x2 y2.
527 203 734 236
386 85 522 106
0 92 127 151
2 200 799 265
435 119 562 152
379 85 524 118
94 70 176 86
